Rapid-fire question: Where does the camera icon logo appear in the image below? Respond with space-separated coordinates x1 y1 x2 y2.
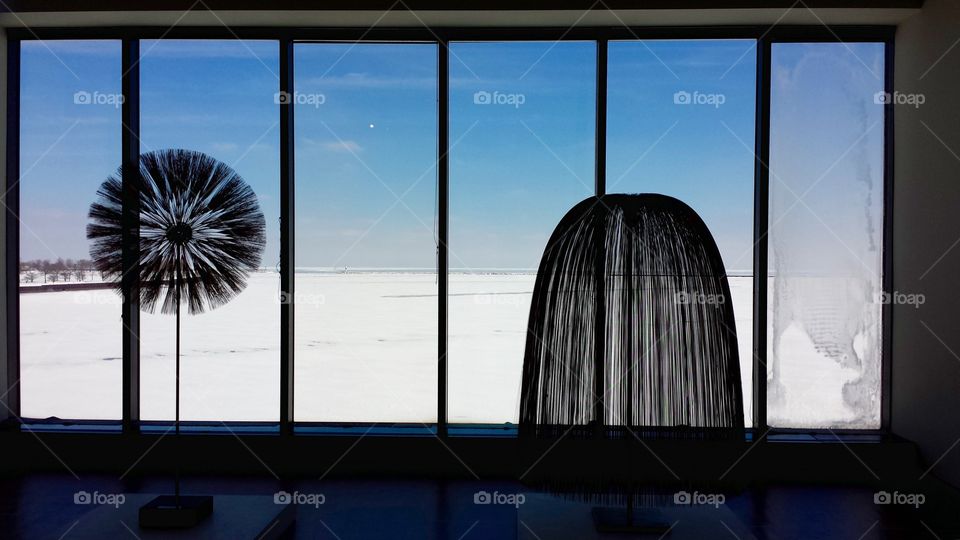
873 91 890 105
673 91 691 105
74 491 91 504
673 491 691 505
473 91 492 105
873 491 891 504
274 91 292 105
73 91 92 105
274 490 292 504
473 490 491 504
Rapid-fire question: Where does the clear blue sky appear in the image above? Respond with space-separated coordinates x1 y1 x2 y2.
19 39 883 274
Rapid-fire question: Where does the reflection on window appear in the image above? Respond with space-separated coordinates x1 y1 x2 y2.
293 44 438 423
448 42 596 424
767 42 884 429
19 41 123 420
606 40 757 425
139 40 280 421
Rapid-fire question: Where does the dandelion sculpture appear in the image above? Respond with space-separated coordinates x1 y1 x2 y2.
519 194 743 531
87 149 266 528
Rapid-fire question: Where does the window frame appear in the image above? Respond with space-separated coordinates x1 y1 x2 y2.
2 25 896 438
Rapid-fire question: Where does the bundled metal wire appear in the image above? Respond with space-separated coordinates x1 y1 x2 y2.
520 194 743 439
87 149 266 315
87 149 266 505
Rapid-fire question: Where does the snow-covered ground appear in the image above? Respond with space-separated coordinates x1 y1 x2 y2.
20 272 873 427
18 272 760 424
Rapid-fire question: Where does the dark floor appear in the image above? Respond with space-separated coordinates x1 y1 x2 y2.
1 474 958 539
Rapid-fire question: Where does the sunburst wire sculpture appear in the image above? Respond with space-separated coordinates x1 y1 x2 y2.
87 149 265 520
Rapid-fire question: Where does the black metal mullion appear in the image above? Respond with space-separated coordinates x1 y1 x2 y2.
752 37 771 432
121 39 141 433
595 39 607 197
593 39 608 430
280 39 295 435
880 38 894 431
437 40 449 438
4 39 21 425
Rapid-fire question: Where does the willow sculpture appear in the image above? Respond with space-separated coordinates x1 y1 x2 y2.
520 194 744 437
519 194 744 531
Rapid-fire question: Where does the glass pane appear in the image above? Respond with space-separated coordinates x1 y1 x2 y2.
767 42 884 429
19 40 123 420
293 44 438 423
448 42 596 424
139 40 280 421
606 40 757 426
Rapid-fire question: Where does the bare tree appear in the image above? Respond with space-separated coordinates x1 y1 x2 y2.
40 260 52 283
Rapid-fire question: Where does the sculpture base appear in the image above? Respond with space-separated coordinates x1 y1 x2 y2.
591 506 671 534
139 495 213 529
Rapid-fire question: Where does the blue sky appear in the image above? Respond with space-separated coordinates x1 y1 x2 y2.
18 39 882 274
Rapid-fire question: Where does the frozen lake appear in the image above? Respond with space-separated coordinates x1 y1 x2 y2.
21 271 878 428
19 272 761 424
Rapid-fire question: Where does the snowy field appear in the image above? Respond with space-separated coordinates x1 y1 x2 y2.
18 272 757 424
19 272 871 427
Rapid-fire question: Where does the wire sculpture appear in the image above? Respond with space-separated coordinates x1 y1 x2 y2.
87 149 265 513
520 194 744 438
88 149 266 315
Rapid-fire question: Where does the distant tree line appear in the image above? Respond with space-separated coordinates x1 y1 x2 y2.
19 258 99 284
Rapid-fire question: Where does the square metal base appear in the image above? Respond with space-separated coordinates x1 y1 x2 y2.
139 495 214 529
591 506 672 534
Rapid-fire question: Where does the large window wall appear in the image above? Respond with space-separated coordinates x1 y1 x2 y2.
448 42 596 424
766 42 885 429
293 43 439 423
8 30 892 432
606 39 757 425
136 40 281 422
18 40 123 420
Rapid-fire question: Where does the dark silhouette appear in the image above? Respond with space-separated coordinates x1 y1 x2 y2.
519 194 744 531
87 149 266 527
520 194 743 434
88 149 266 315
